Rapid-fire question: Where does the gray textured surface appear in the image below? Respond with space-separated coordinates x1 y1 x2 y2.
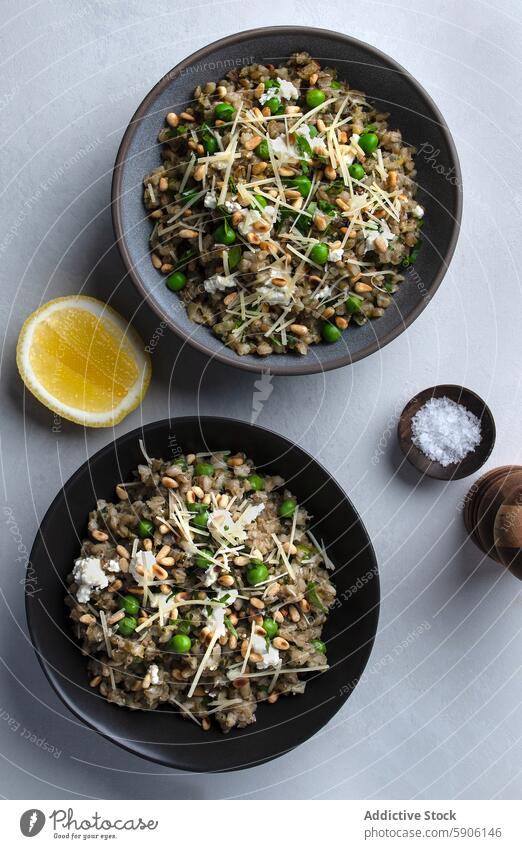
0 0 521 800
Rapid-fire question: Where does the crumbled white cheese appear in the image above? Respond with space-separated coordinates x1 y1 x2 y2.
129 549 156 583
72 557 109 603
269 136 300 164
329 247 344 262
313 285 333 300
238 206 276 237
259 77 299 105
255 263 295 306
149 664 160 685
106 559 121 573
207 604 226 637
252 634 280 670
224 200 242 213
277 77 299 100
203 563 220 586
256 285 291 305
341 133 361 166
295 125 327 156
204 192 217 209
204 274 237 294
413 204 424 218
363 219 396 253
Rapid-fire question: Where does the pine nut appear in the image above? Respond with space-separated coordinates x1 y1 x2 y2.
288 605 300 622
186 490 195 504
127 586 144 595
115 485 128 500
178 228 199 239
273 637 290 650
151 253 163 269
354 281 372 294
202 494 211 505
285 105 301 114
317 118 326 133
180 111 195 122
252 161 267 174
228 612 238 626
158 176 169 192
143 538 153 551
284 189 301 199
223 292 238 306
250 597 265 610
231 210 243 226
90 676 102 688
79 614 96 625
335 317 348 330
314 212 328 231
336 197 350 211
160 263 173 274
160 583 171 594
186 453 196 464
282 541 297 555
262 106 271 117
202 717 211 731
218 494 230 508
249 651 263 663
193 164 206 181
156 556 174 568
227 456 244 467
322 307 335 320
309 72 318 85
229 635 238 650
216 85 228 97
274 610 284 623
234 555 248 568
218 575 235 587
289 324 308 336
244 134 262 150
142 673 152 690
91 529 108 542
166 112 179 128
192 485 204 498
247 232 261 244
388 170 398 188
116 545 129 559
374 236 388 254
325 165 337 181
299 598 311 612
152 563 169 580
158 524 169 534
267 692 279 703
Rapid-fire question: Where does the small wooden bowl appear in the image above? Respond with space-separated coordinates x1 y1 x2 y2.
398 385 496 480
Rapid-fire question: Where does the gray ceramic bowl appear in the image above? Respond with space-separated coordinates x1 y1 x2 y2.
112 27 462 375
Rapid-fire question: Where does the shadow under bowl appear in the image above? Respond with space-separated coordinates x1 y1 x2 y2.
398 385 496 480
26 417 379 771
112 26 462 375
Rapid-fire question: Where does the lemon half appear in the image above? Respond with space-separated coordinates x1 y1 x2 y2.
16 296 151 427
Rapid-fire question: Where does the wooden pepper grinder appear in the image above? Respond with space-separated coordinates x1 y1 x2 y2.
463 465 522 578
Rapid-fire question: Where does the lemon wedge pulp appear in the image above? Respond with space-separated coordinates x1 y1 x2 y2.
16 296 151 427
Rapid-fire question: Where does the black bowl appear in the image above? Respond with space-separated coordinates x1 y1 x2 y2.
26 417 379 771
112 26 462 376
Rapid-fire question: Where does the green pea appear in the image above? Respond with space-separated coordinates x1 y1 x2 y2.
255 139 271 161
346 294 364 313
252 194 268 210
214 221 236 245
322 321 342 343
264 79 280 90
191 509 210 530
202 132 218 154
195 548 214 569
358 132 379 155
311 638 327 654
278 498 296 519
227 245 242 270
265 96 281 115
166 271 187 292
194 462 214 476
187 502 206 513
306 88 326 108
167 633 192 653
263 618 279 639
249 558 265 568
348 163 365 181
247 474 265 491
118 595 140 616
292 175 312 197
118 616 137 637
214 102 235 121
247 563 269 585
309 242 329 265
137 519 154 538
172 457 188 470
330 80 341 90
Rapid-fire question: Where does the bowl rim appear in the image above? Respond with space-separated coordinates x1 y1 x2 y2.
397 384 496 480
26 415 380 771
111 25 463 376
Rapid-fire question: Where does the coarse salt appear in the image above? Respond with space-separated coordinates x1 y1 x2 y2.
411 396 482 467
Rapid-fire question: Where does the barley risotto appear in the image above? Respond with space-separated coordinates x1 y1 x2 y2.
66 445 336 733
143 52 424 356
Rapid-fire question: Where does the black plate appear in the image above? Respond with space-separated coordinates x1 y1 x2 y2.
26 417 379 771
112 26 462 375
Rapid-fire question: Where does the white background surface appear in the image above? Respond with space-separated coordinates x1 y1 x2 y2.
0 0 521 800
